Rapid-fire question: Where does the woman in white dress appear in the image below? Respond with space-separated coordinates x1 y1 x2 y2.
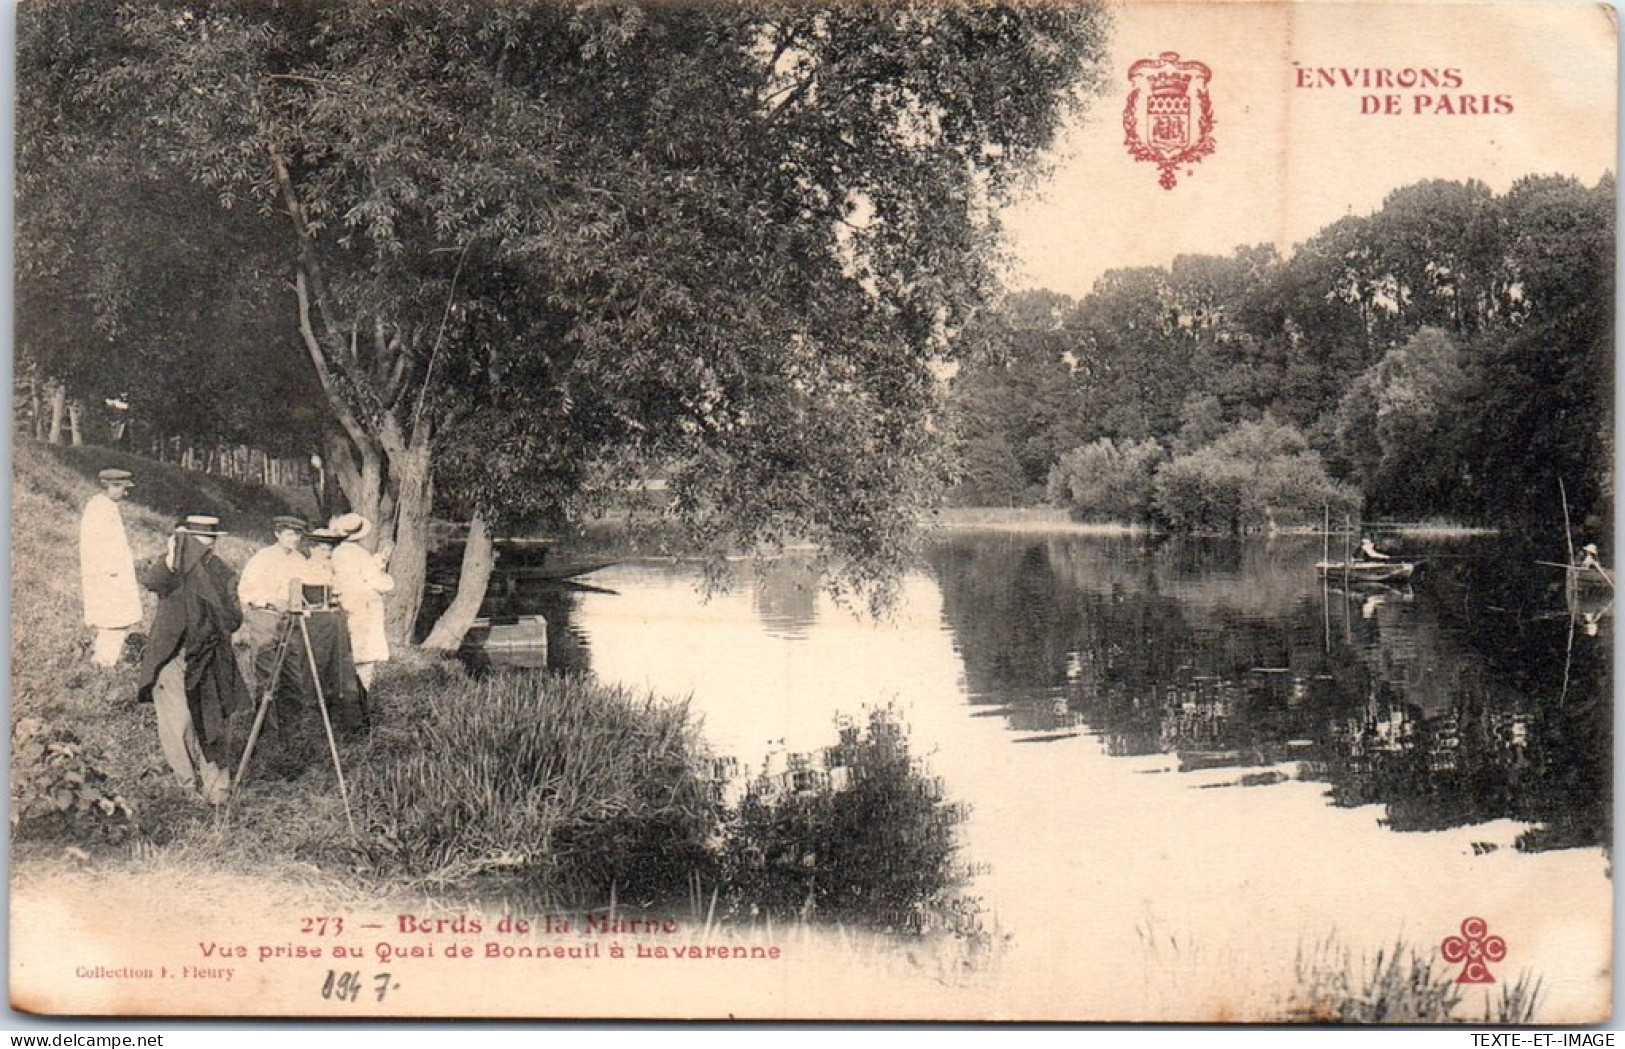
327 513 395 689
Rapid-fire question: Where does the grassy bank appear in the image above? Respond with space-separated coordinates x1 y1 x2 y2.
930 506 1502 538
927 505 1133 533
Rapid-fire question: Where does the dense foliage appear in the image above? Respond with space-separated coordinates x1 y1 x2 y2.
1045 437 1164 523
11 717 137 843
952 177 1614 535
1151 419 1358 533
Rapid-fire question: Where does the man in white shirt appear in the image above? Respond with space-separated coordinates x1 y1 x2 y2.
1359 536 1392 562
237 515 312 694
79 468 143 667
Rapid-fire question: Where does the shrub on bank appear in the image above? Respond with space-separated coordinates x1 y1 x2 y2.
1045 437 1164 524
716 707 972 934
1151 418 1359 533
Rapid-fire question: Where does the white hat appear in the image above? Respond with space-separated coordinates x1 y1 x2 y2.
176 514 228 536
328 513 374 543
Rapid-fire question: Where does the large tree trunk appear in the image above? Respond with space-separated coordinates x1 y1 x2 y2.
67 401 83 446
279 160 451 651
46 384 65 445
421 513 495 652
381 430 433 645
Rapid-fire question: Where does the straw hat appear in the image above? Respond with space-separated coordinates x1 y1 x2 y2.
306 527 346 546
175 514 228 536
328 513 373 543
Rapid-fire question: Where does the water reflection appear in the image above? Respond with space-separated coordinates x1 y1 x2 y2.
927 532 1610 852
749 558 821 640
429 531 1608 854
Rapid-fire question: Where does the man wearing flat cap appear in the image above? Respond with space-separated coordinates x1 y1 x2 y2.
237 515 314 696
79 468 143 667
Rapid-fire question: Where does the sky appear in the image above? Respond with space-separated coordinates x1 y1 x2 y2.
1000 0 1619 300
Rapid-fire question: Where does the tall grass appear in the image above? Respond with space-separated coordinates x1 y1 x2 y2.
354 670 720 902
1283 934 1545 1023
349 680 980 934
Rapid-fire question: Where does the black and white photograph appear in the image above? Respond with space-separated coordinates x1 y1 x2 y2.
9 0 1616 1023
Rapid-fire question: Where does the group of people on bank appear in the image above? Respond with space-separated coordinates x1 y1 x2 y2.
77 466 395 805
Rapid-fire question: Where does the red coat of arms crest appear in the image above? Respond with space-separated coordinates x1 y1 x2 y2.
1124 51 1215 190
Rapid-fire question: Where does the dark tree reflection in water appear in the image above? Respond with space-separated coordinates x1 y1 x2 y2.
925 532 1611 853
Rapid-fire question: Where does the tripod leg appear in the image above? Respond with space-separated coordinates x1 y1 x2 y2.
299 614 359 841
231 615 297 793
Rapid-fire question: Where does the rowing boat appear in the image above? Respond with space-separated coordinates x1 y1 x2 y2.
460 614 549 669
1315 560 1418 584
1566 563 1614 592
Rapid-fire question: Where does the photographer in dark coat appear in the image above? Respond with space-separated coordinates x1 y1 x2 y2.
134 514 250 805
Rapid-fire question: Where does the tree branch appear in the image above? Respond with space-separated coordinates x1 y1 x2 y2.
411 239 473 439
294 268 373 461
268 137 342 342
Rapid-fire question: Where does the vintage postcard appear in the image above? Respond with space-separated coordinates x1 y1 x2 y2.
10 0 1616 1024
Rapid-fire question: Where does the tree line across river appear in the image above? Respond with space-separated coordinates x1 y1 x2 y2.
948 176 1613 537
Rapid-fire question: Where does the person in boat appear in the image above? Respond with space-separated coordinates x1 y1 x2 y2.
1359 536 1393 561
1576 543 1604 572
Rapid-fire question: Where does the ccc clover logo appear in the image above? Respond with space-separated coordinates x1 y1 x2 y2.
1441 917 1507 983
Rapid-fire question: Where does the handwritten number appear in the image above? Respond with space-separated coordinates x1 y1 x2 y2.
320 970 363 1002
322 970 393 1004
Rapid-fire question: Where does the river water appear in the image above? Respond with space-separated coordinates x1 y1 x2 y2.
474 529 1614 1020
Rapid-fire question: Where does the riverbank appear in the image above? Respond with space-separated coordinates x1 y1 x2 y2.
11 441 976 934
9 447 691 887
925 506 1500 537
928 506 1143 534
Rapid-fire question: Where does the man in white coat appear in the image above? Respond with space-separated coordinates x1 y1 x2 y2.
79 468 144 667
